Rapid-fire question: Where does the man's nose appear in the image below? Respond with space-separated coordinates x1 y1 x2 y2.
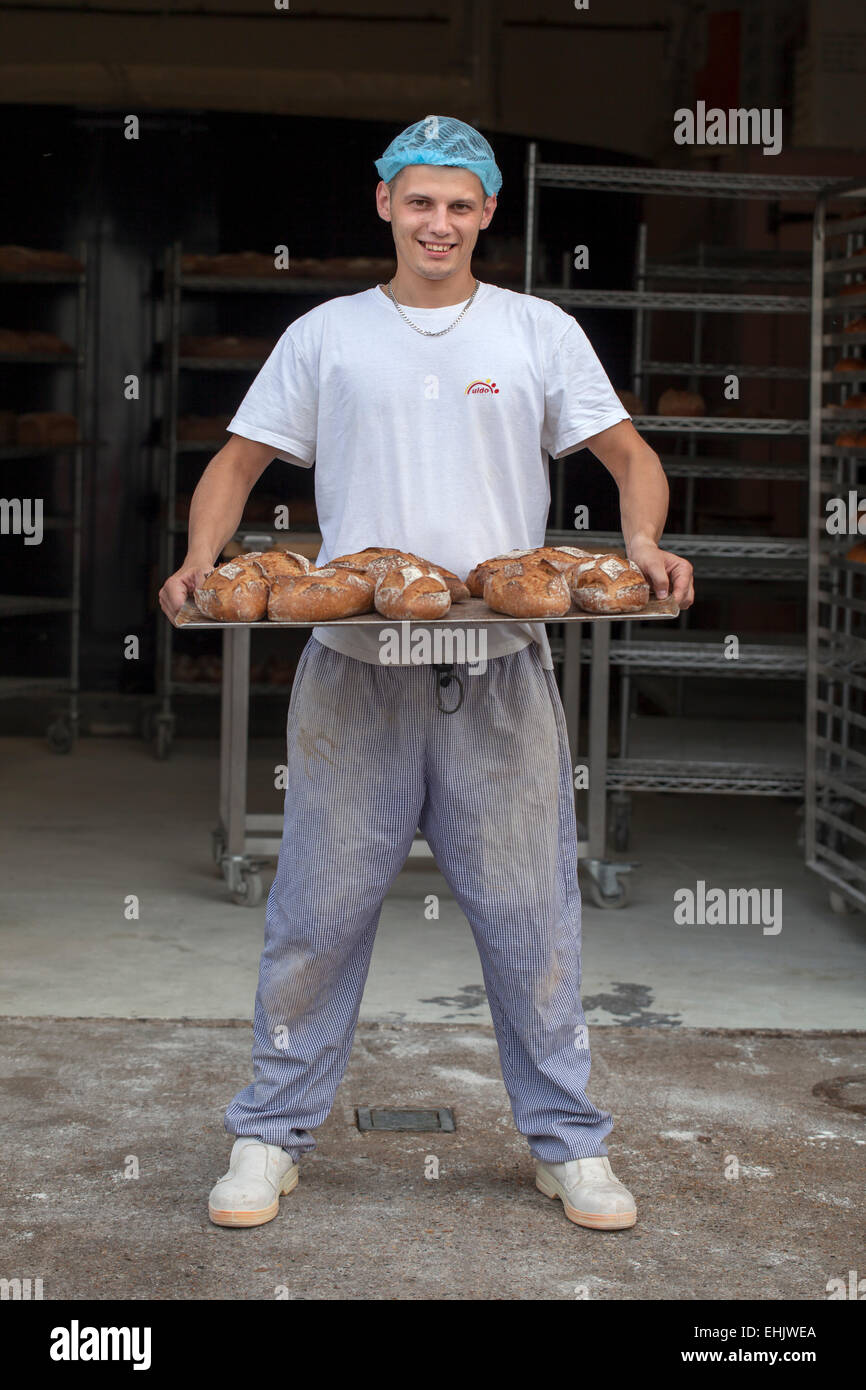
426 209 454 236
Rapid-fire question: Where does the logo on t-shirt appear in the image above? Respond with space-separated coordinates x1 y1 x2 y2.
465 378 499 395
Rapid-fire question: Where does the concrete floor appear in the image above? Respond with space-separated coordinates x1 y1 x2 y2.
1 734 864 1301
1 736 863 1027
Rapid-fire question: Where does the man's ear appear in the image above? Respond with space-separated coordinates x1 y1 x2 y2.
480 194 497 230
375 180 393 223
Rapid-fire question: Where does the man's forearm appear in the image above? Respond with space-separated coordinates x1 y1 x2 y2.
615 442 669 558
182 445 258 569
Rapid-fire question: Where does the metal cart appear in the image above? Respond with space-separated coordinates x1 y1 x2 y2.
805 178 866 914
523 152 824 881
0 242 91 752
182 592 678 908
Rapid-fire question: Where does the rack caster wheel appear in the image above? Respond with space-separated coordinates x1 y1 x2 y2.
586 875 630 909
231 869 263 908
829 889 856 915
211 829 226 867
46 718 74 754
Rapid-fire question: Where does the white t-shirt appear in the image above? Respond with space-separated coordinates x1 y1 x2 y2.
227 280 628 667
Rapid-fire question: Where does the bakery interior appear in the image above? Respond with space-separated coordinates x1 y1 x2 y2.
2 0 866 1300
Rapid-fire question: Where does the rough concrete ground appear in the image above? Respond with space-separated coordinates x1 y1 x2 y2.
1 1018 862 1301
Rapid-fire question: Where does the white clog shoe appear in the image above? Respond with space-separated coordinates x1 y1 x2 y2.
536 1156 637 1230
208 1138 299 1228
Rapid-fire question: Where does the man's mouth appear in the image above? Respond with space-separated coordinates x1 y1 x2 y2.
418 240 456 257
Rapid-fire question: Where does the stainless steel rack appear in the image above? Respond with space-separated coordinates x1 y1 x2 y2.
0 244 90 752
524 152 821 900
152 245 394 758
806 178 866 914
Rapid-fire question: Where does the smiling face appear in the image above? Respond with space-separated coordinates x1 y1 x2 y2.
375 164 497 283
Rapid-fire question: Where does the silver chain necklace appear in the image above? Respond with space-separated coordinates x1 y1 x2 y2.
385 278 480 337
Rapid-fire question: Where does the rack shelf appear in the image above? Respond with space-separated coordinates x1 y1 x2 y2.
0 243 90 752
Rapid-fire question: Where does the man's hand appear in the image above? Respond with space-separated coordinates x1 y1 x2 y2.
159 559 213 622
626 537 694 610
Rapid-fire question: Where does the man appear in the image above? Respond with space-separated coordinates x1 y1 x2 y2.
159 116 694 1233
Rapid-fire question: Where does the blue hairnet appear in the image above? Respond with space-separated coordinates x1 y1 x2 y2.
375 115 502 197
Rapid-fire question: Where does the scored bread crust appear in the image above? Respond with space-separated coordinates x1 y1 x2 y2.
267 568 375 621
374 563 452 620
194 560 270 621
467 545 593 596
482 559 572 618
245 550 311 582
569 554 650 614
328 547 470 602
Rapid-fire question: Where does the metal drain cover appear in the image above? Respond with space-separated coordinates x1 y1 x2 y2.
356 1107 455 1132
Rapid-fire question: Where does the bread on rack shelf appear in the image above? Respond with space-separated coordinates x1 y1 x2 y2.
178 334 276 360
176 414 233 440
843 392 866 410
657 388 706 417
844 316 866 333
834 430 866 447
615 388 645 414
16 412 78 445
181 251 283 278
833 358 863 373
288 256 396 279
0 245 83 274
0 328 73 355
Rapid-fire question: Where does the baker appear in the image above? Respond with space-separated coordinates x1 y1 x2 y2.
159 115 694 1232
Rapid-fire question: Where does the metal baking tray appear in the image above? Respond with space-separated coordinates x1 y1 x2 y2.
171 595 680 628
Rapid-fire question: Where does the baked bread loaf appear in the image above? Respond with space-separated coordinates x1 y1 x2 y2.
466 549 538 597
327 547 470 601
0 328 73 355
374 563 452 620
657 389 705 417
466 545 592 596
569 554 650 614
407 559 470 602
616 389 645 414
846 541 866 563
840 283 866 297
328 546 407 573
268 568 375 621
16 412 78 445
194 558 270 621
182 252 283 278
247 550 311 582
844 316 866 333
843 392 866 410
177 414 233 440
483 558 572 619
833 357 864 373
835 431 866 447
179 334 275 360
0 245 83 274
